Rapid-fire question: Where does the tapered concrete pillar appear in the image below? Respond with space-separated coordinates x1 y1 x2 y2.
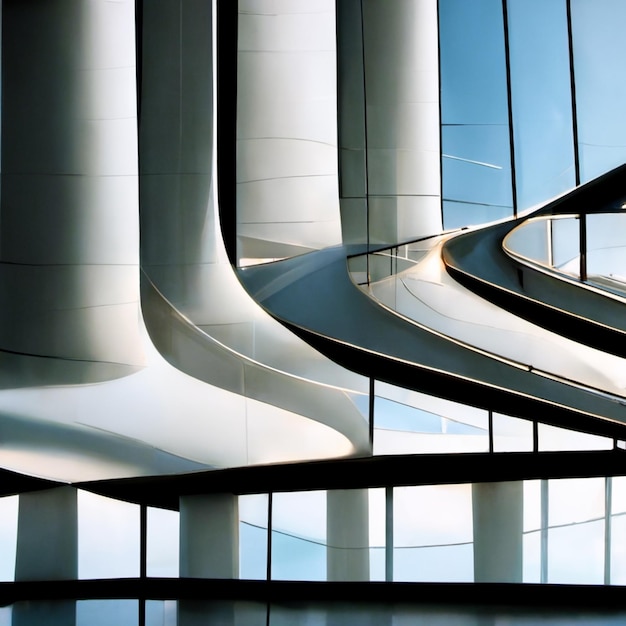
472 481 523 583
179 494 239 578
15 487 78 582
327 489 370 581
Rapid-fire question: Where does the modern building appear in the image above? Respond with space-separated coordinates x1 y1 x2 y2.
1 0 626 624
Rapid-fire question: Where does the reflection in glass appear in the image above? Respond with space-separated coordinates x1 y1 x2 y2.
145 601 177 626
440 0 513 228
548 520 604 584
507 0 575 210
239 493 268 580
374 382 489 455
76 600 137 626
523 480 542 532
492 413 533 452
368 488 385 582
523 530 541 583
271 491 326 581
0 496 18 582
147 507 179 578
549 477 605 527
551 215 580 276
394 485 473 582
78 490 139 579
539 423 613 452
611 513 626 585
571 0 626 182
585 213 626 292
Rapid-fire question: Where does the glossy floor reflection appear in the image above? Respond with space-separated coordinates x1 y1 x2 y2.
4 599 626 625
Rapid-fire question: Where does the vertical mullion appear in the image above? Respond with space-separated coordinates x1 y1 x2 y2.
140 503 147 579
369 378 375 453
501 0 518 218
605 476 612 585
566 0 581 186
540 479 549 584
139 503 147 626
266 492 273 582
385 486 394 582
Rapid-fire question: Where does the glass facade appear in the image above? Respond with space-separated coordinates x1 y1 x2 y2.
1 1 626 622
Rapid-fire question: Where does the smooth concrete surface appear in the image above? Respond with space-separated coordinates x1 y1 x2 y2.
15 487 78 582
472 481 523 583
327 489 370 581
179 494 239 579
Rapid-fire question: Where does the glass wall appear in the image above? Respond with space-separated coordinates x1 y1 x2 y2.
507 0 575 210
438 0 626 227
147 507 179 578
571 0 626 183
78 490 140 579
271 490 327 581
0 496 18 582
2 476 626 586
239 493 269 580
394 484 473 582
439 0 513 228
373 381 489 455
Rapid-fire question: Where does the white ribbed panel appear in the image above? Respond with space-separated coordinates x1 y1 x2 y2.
338 0 442 245
0 0 143 366
236 0 342 264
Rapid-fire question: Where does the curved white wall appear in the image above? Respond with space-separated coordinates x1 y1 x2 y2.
236 0 343 264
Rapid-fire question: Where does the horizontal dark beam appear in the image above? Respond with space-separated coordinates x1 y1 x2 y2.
2 578 626 609
0 468 62 498
78 449 626 510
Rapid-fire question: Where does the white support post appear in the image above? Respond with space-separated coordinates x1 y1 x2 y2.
179 494 239 579
327 489 370 581
15 486 78 582
472 481 523 583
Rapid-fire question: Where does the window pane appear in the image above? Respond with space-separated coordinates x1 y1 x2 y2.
394 485 473 582
507 0 575 210
368 488 386 582
548 477 604 527
271 491 326 581
239 493 268 580
493 413 533 452
586 213 626 288
572 0 626 182
440 0 513 228
548 520 604 584
523 530 541 583
147 507 179 578
539 423 613 452
78 491 139 579
0 496 18 582
76 600 138 626
610 513 626 584
374 382 488 455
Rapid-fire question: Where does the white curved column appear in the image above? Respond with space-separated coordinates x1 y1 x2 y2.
236 0 342 264
337 0 442 246
327 489 370 581
179 494 239 579
15 486 78 581
0 0 144 379
472 481 523 582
